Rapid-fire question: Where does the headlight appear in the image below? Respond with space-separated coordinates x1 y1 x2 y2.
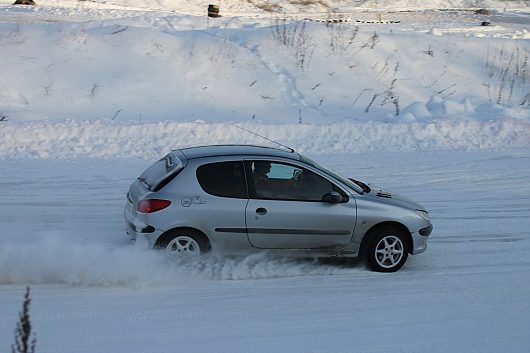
416 210 430 222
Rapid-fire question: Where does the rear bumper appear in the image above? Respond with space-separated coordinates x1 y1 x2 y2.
124 206 161 246
126 220 155 234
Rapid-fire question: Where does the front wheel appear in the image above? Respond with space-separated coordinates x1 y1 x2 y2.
367 227 409 272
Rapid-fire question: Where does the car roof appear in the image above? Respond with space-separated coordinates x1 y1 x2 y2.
177 145 301 161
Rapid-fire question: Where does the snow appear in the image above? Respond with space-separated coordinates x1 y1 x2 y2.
1 119 530 159
1 1 530 352
1 151 530 353
0 1 529 124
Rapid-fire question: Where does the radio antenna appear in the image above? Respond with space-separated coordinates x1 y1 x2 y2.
228 122 295 153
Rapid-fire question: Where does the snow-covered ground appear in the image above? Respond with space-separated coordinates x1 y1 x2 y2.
1 0 530 352
1 151 530 353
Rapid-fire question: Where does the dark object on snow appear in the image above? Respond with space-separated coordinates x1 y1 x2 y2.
13 0 36 5
481 21 491 26
355 19 400 24
475 8 491 15
208 4 220 18
307 17 351 24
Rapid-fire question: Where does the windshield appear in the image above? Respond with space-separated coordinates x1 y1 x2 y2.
300 155 364 194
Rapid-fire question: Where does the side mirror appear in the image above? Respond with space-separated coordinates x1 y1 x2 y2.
322 192 343 203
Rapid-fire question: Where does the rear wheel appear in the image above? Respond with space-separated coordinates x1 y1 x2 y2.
159 229 210 257
367 227 409 272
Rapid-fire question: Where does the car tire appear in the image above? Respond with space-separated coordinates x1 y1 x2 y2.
159 229 211 256
366 227 409 272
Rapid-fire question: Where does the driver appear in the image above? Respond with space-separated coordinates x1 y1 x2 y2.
253 161 271 185
253 161 272 197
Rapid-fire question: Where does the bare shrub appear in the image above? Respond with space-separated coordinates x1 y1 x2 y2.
521 93 530 108
271 18 315 71
369 31 379 49
482 44 529 107
365 62 400 116
90 83 99 101
271 17 299 47
355 31 379 54
298 107 302 123
12 287 36 353
424 44 434 57
207 37 240 65
327 23 358 56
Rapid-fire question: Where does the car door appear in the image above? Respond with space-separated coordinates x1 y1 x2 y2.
244 160 357 249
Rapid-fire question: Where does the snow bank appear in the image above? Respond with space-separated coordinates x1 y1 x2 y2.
0 231 359 286
0 119 528 159
0 1 528 157
0 6 528 125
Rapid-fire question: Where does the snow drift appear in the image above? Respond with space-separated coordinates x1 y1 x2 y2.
1 119 529 159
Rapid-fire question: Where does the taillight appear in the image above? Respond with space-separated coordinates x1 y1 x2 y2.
137 199 171 213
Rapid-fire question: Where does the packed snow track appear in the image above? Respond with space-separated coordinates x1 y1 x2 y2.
1 151 529 353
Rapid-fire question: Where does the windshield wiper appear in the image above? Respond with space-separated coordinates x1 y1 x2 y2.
349 178 371 194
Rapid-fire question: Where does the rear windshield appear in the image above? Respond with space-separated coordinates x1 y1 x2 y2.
138 152 186 191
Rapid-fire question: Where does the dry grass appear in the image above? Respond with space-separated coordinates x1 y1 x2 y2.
289 0 330 9
256 1 282 12
247 0 330 12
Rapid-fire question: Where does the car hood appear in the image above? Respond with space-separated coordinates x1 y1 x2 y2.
361 185 426 212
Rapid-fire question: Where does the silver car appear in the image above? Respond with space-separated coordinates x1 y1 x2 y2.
124 145 432 272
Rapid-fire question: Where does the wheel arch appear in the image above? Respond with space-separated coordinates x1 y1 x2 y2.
155 226 212 251
359 221 413 256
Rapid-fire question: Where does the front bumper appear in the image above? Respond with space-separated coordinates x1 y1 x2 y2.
419 224 433 236
411 224 432 255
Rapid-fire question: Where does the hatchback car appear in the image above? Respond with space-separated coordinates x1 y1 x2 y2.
124 145 432 272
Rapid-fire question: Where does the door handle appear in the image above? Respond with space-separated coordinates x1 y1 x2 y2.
256 207 267 215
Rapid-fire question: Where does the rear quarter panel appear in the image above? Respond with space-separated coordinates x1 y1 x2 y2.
145 157 253 254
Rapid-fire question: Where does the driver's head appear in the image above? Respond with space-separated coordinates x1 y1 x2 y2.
254 161 271 175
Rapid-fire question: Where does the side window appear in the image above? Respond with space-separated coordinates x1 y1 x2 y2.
249 161 344 202
196 161 247 199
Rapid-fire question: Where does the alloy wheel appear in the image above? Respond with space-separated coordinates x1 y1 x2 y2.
374 235 404 269
166 236 201 255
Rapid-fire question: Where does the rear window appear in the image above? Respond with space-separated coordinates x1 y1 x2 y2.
196 161 247 199
138 152 186 191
